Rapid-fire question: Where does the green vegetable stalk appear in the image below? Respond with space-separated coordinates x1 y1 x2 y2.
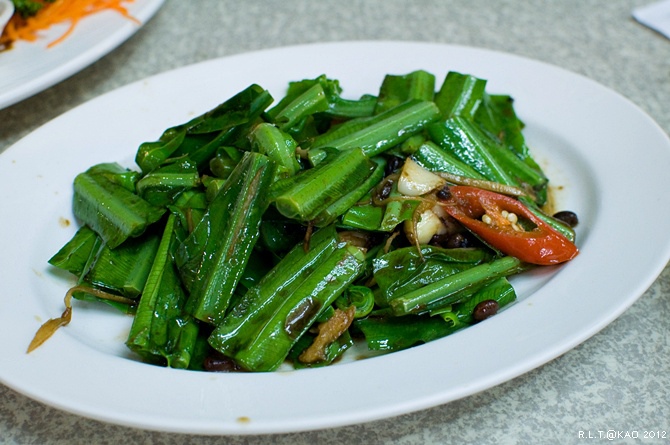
126 214 198 369
373 246 493 306
176 151 276 325
311 99 441 157
428 117 548 202
388 256 523 315
72 164 165 249
135 84 273 173
270 148 380 223
434 71 487 119
248 122 301 178
374 70 436 114
208 226 365 372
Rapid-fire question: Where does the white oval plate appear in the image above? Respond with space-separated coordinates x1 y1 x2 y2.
0 0 164 110
1 41 669 435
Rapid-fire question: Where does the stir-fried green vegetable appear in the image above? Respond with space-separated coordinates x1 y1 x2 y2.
32 69 580 372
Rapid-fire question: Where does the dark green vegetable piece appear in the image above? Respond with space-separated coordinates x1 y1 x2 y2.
73 165 165 249
86 162 140 192
267 75 377 122
176 151 276 325
235 249 276 293
373 246 493 306
388 256 523 315
208 226 343 362
428 117 516 185
12 0 55 17
167 189 208 235
47 225 145 312
474 94 545 178
135 126 186 174
434 277 516 327
84 230 161 298
398 134 428 156
268 82 329 132
340 200 385 231
335 285 375 318
374 70 436 114
126 214 199 369
411 140 485 179
270 148 379 222
208 225 365 372
201 176 227 202
312 156 386 227
354 314 458 352
310 99 441 157
136 158 200 207
135 84 273 173
248 123 301 178
209 146 244 180
378 182 421 232
434 71 487 119
257 206 307 255
340 179 420 232
428 117 548 204
48 225 102 276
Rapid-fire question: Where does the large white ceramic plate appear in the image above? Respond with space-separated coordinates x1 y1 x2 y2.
1 41 669 435
0 0 164 110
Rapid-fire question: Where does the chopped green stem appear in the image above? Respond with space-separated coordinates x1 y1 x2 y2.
207 226 338 353
412 140 485 179
335 285 375 318
428 118 517 186
311 100 440 157
428 117 548 203
389 256 523 315
177 152 276 324
271 83 329 131
73 167 165 249
434 71 487 119
85 231 161 298
313 156 387 227
271 148 378 221
249 122 301 177
48 225 101 276
434 277 517 325
340 202 385 231
126 214 197 368
135 84 272 172
209 230 365 372
375 70 436 114
136 158 200 206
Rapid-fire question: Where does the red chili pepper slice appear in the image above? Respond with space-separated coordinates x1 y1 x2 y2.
439 186 578 265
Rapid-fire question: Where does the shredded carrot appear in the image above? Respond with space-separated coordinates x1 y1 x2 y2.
0 0 139 50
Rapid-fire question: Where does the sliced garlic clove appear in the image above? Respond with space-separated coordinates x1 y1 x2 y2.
405 209 447 245
397 158 446 196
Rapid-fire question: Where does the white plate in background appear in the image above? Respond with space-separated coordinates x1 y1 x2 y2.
0 0 14 31
0 0 164 109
